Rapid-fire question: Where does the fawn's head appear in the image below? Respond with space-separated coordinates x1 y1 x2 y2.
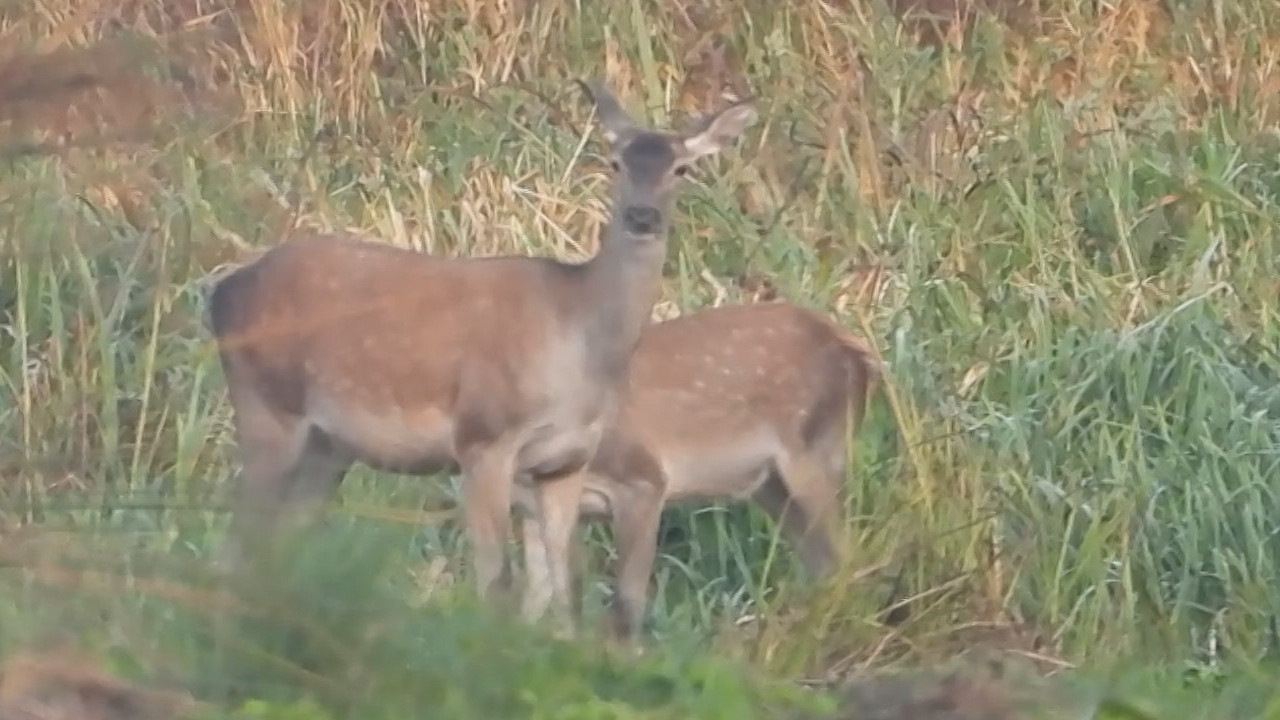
581 81 757 238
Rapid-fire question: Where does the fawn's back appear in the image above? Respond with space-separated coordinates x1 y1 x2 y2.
578 301 879 513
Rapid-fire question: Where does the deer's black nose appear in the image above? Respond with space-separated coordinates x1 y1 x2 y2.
622 205 662 234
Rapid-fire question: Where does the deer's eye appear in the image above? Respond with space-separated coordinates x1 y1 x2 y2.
608 159 622 173
673 164 692 177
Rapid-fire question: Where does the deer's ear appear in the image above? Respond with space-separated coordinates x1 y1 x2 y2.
578 79 638 145
682 100 757 159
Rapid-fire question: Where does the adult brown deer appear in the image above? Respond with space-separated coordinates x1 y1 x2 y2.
204 80 758 631
514 301 881 644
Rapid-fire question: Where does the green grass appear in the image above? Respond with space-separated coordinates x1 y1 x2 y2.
2 0 1280 716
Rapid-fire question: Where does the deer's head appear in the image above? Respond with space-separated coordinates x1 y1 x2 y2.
581 80 757 238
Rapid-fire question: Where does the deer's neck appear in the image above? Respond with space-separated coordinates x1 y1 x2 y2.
576 222 668 381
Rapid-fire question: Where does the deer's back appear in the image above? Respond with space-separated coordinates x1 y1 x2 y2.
209 233 584 424
624 302 873 432
597 302 876 500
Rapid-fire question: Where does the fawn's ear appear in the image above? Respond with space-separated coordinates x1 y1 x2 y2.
681 99 757 159
578 79 638 145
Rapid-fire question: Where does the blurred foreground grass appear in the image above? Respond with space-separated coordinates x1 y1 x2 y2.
2 519 1279 720
2 0 1280 716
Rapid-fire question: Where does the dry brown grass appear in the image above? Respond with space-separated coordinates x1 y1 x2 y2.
0 16 229 155
787 659 1050 720
0 648 201 720
829 670 1023 720
0 1 1268 137
2 0 1275 254
886 0 1044 50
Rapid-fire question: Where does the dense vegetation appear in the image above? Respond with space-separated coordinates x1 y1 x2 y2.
2 0 1279 717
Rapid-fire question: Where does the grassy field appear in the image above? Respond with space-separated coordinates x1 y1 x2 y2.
2 0 1280 717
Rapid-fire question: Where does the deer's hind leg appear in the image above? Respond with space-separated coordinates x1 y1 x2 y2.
218 388 312 572
753 451 845 582
281 427 352 533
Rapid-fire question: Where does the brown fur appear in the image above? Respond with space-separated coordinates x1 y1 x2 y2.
206 81 758 633
516 301 882 642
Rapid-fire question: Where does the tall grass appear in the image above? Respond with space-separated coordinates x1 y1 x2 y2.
2 0 1280 714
